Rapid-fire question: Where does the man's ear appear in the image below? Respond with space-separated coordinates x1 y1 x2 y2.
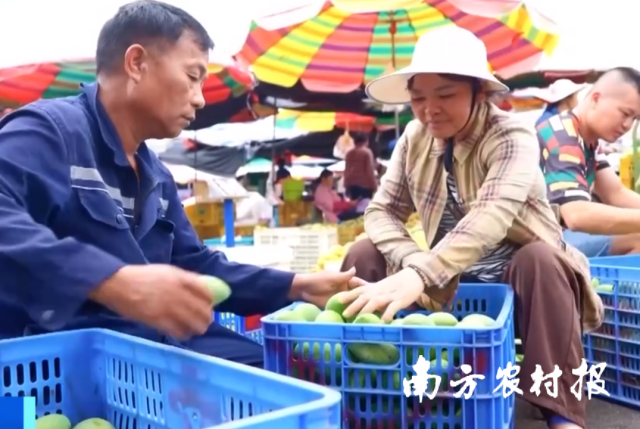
123 44 148 84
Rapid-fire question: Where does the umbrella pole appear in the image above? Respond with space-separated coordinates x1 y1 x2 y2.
389 13 400 139
271 107 279 227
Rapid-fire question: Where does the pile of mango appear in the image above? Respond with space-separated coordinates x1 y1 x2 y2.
274 292 496 368
36 415 113 429
273 292 498 426
313 213 425 272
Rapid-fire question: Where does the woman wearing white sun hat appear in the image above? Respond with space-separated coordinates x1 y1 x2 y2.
338 26 601 429
535 79 586 126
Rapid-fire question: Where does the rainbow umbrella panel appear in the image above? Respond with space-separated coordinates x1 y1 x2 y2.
276 109 413 132
0 60 255 107
238 0 559 93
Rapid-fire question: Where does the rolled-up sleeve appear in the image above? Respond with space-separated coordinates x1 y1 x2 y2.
364 128 424 267
0 108 127 331
412 123 539 288
163 168 295 316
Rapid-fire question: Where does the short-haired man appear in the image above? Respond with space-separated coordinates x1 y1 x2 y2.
0 0 363 365
538 67 640 257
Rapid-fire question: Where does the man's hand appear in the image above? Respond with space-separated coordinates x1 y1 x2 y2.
290 267 368 309
89 265 214 340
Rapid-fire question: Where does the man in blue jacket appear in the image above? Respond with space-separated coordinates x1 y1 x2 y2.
0 1 364 367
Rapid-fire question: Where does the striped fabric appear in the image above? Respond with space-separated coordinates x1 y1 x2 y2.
438 174 515 283
238 0 559 92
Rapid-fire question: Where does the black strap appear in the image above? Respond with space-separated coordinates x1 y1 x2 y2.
443 137 454 173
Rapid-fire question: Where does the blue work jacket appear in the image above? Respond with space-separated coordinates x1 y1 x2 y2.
0 83 294 339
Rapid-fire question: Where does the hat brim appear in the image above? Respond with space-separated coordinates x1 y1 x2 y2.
365 66 509 105
536 85 586 104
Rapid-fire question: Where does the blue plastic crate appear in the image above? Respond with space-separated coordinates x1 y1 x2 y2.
262 283 515 429
214 313 263 344
585 255 640 408
0 329 340 429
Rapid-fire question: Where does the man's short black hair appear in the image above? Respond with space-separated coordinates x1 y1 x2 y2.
602 67 640 95
96 0 214 74
351 132 368 146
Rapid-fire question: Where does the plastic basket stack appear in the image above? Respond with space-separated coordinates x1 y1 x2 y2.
261 283 516 429
254 226 338 273
276 200 314 227
0 329 340 429
585 255 640 408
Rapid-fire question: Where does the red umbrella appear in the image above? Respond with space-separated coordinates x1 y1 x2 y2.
0 59 255 107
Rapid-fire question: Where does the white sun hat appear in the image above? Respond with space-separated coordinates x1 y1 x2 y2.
535 79 586 104
365 26 508 105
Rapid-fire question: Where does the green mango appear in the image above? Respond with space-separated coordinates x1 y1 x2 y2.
72 419 115 429
36 414 72 429
273 310 307 322
349 314 399 364
315 310 344 323
325 292 355 322
425 312 458 327
200 276 231 306
401 313 435 326
293 303 322 321
459 314 495 327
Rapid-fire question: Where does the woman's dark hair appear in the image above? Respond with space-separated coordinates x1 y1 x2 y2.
319 169 333 180
407 74 482 94
312 169 333 192
276 158 286 168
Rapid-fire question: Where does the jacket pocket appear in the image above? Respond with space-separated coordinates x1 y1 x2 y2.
76 188 131 230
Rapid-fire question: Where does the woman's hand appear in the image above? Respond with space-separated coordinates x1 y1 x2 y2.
339 268 425 322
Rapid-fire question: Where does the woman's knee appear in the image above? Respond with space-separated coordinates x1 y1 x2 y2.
507 241 580 297
510 241 564 275
340 238 387 282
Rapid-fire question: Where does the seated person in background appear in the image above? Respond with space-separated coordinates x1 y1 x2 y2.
338 185 372 222
314 169 355 222
537 67 640 257
535 79 584 126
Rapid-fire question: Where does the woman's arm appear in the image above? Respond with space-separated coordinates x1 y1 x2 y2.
364 125 424 266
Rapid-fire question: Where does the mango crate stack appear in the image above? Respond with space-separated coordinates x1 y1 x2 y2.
277 200 314 227
184 201 230 240
337 217 365 245
584 255 640 409
314 213 425 272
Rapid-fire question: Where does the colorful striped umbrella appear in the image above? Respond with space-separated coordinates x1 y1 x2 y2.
0 59 255 107
238 0 559 93
276 109 413 132
276 110 376 132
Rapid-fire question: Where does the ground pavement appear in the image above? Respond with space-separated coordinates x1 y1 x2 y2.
515 398 639 428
